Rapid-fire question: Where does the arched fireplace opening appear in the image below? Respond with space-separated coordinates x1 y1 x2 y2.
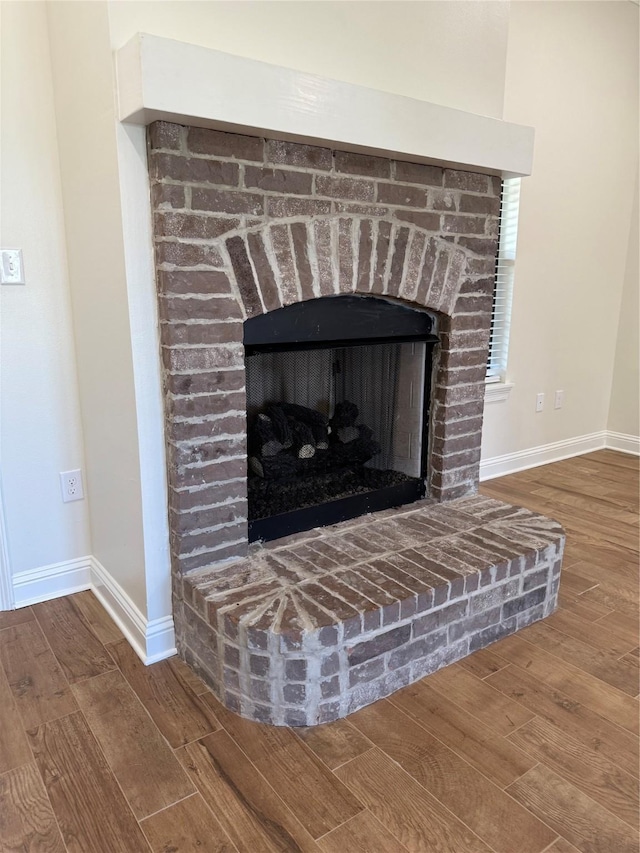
244 295 439 540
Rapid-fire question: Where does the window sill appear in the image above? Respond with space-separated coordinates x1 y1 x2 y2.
485 380 514 404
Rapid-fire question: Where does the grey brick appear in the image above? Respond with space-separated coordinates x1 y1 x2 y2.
349 658 385 686
348 625 411 666
413 600 468 637
469 579 519 614
388 629 447 670
523 567 550 592
502 586 547 619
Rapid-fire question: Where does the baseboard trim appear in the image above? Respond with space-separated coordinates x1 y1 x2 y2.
90 557 176 665
605 431 640 456
12 557 92 607
10 555 175 665
480 431 608 481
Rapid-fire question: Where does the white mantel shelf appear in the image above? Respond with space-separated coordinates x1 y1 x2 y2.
116 33 534 178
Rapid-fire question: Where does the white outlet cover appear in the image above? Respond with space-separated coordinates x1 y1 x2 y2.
60 469 84 502
0 249 25 285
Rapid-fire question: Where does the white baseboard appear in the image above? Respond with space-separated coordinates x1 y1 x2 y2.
90 557 176 665
9 555 175 666
605 431 640 456
480 431 608 481
13 556 92 607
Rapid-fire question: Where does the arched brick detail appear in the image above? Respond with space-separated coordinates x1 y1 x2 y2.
223 216 469 320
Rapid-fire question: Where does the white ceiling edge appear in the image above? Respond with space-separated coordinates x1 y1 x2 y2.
116 33 534 178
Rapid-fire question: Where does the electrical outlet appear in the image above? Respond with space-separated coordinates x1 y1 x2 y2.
0 249 25 284
536 393 544 413
60 469 84 503
555 390 565 409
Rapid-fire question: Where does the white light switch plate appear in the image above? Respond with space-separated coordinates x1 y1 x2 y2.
1 249 25 284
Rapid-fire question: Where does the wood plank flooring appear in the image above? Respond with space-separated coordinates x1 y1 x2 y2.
0 450 638 852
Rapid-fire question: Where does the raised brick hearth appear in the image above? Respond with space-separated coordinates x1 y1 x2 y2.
176 496 563 725
148 120 564 725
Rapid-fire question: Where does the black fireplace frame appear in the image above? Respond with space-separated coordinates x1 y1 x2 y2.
244 295 439 542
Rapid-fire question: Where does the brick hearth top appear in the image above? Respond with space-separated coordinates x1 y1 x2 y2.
177 495 564 725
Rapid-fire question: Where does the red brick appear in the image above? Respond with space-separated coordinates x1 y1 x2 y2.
414 238 438 305
150 183 185 210
290 222 315 301
187 127 264 161
162 345 243 372
446 313 488 332
466 258 496 275
428 189 457 211
266 197 331 217
177 457 247 488
169 414 246 442
356 219 373 292
394 161 443 186
247 232 280 312
387 227 410 296
457 237 499 257
444 170 490 193
226 236 262 317
171 501 247 535
433 415 482 444
338 218 354 291
157 270 232 295
313 220 335 296
154 212 239 240
174 436 245 467
442 215 486 235
371 220 392 294
149 152 239 186
167 371 244 396
438 347 487 371
457 276 495 297
335 151 390 178
459 194 500 216
176 520 248 557
455 292 493 314
149 121 183 150
160 321 242 347
315 175 375 202
348 625 410 665
334 203 389 216
377 183 427 208
158 296 242 323
169 479 247 513
244 166 312 195
393 210 440 230
432 385 485 419
191 188 263 216
265 139 332 170
269 224 299 304
155 241 224 268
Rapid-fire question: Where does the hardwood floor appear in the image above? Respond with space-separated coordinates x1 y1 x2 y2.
0 450 637 852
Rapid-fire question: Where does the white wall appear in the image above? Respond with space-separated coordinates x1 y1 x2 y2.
482 0 639 462
46 0 151 616
0 1 90 578
609 174 639 438
107 1 510 119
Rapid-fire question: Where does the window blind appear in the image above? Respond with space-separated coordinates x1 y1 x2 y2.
487 177 521 381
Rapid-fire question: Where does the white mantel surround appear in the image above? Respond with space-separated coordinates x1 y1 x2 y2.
112 35 534 664
116 34 534 178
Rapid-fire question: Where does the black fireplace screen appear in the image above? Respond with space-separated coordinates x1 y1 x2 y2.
244 296 438 542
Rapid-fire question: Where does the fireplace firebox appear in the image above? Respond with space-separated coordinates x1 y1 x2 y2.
244 296 438 541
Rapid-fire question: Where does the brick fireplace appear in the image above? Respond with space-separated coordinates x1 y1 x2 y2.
148 121 563 725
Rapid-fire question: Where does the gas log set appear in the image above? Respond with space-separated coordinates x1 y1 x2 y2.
248 400 409 521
